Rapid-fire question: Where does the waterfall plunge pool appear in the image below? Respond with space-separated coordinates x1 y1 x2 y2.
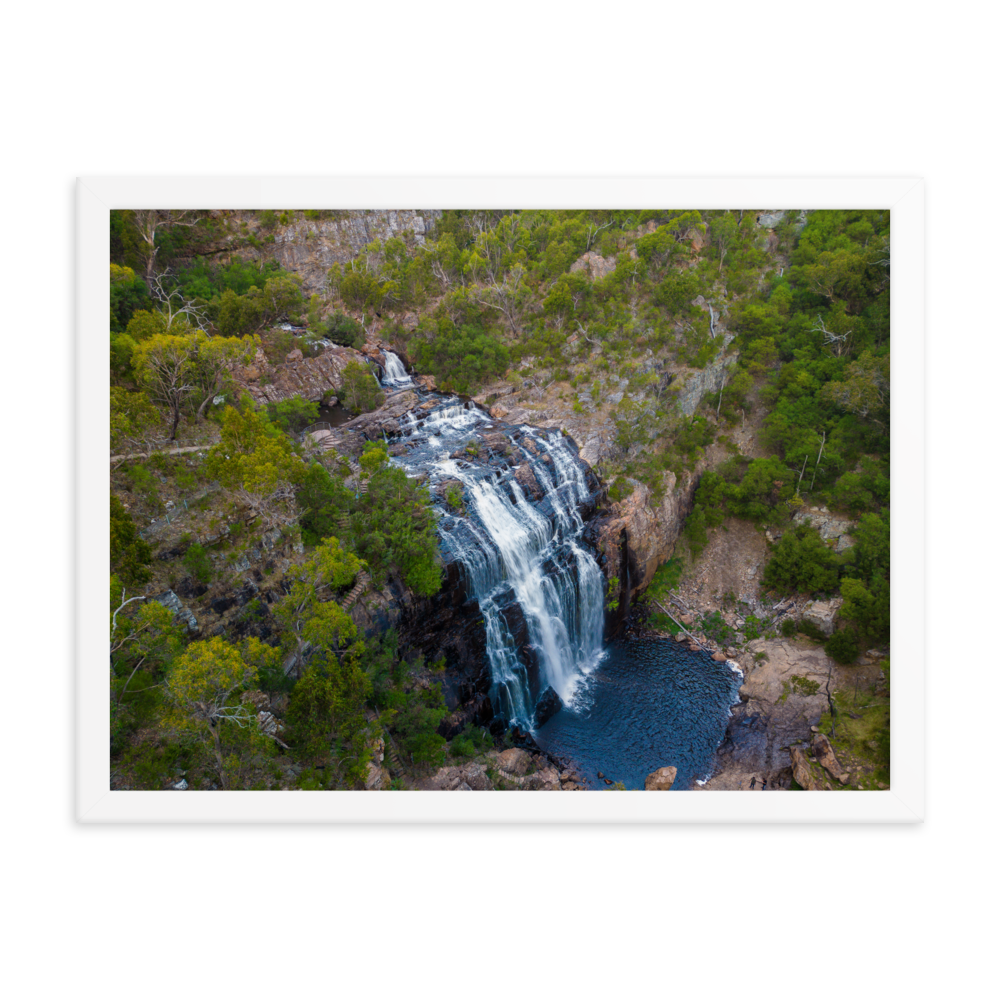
534 638 743 790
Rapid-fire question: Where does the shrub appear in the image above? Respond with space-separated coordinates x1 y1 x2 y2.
761 524 840 595
825 629 860 664
608 478 631 502
266 396 320 434
320 311 365 350
798 619 827 642
339 360 384 414
110 494 153 586
780 617 798 638
182 543 213 585
392 685 448 769
789 675 820 696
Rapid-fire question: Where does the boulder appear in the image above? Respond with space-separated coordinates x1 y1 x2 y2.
154 590 199 634
811 732 849 783
801 598 843 637
569 251 617 280
757 211 786 229
644 766 678 790
789 747 819 790
285 348 304 362
712 652 727 662
496 747 533 776
514 462 544 500
534 686 563 728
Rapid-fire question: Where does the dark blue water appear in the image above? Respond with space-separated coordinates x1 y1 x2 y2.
534 638 743 790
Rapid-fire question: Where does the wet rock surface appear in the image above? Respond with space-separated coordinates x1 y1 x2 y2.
534 686 563 728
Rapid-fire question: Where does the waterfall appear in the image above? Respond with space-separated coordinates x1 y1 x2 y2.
393 400 606 730
381 350 414 388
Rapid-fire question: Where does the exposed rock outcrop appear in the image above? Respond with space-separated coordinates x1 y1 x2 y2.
237 345 373 406
336 390 421 445
811 732 849 784
569 251 617 280
789 747 819 790
801 597 843 637
791 508 855 553
154 590 199 634
690 636 881 791
645 766 678 790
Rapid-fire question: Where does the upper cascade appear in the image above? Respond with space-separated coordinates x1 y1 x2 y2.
380 350 414 388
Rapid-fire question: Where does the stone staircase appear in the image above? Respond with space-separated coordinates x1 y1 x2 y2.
341 571 370 610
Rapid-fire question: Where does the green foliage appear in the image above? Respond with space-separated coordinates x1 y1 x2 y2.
266 396 320 434
110 495 153 586
798 619 827 643
761 524 841 595
821 351 889 426
700 611 737 647
125 308 170 343
607 576 620 612
726 457 795 521
391 685 448 769
839 576 890 644
789 675 820 696
825 629 860 664
286 665 338 761
608 478 632 502
296 462 354 547
780 617 798 638
741 614 771 641
350 629 410 711
449 725 493 760
319 311 365 349
445 483 465 510
843 511 889 585
340 360 385 414
171 257 287 303
346 462 441 596
411 319 510 395
645 558 684 606
110 264 151 332
110 387 161 455
204 406 304 525
829 459 889 515
182 543 213 585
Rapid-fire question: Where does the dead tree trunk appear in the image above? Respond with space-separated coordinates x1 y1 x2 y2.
810 431 827 490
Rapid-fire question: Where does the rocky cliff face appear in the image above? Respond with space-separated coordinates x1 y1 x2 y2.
250 210 442 295
586 472 696 629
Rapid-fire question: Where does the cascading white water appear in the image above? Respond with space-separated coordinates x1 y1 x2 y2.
381 350 414 387
393 400 606 730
